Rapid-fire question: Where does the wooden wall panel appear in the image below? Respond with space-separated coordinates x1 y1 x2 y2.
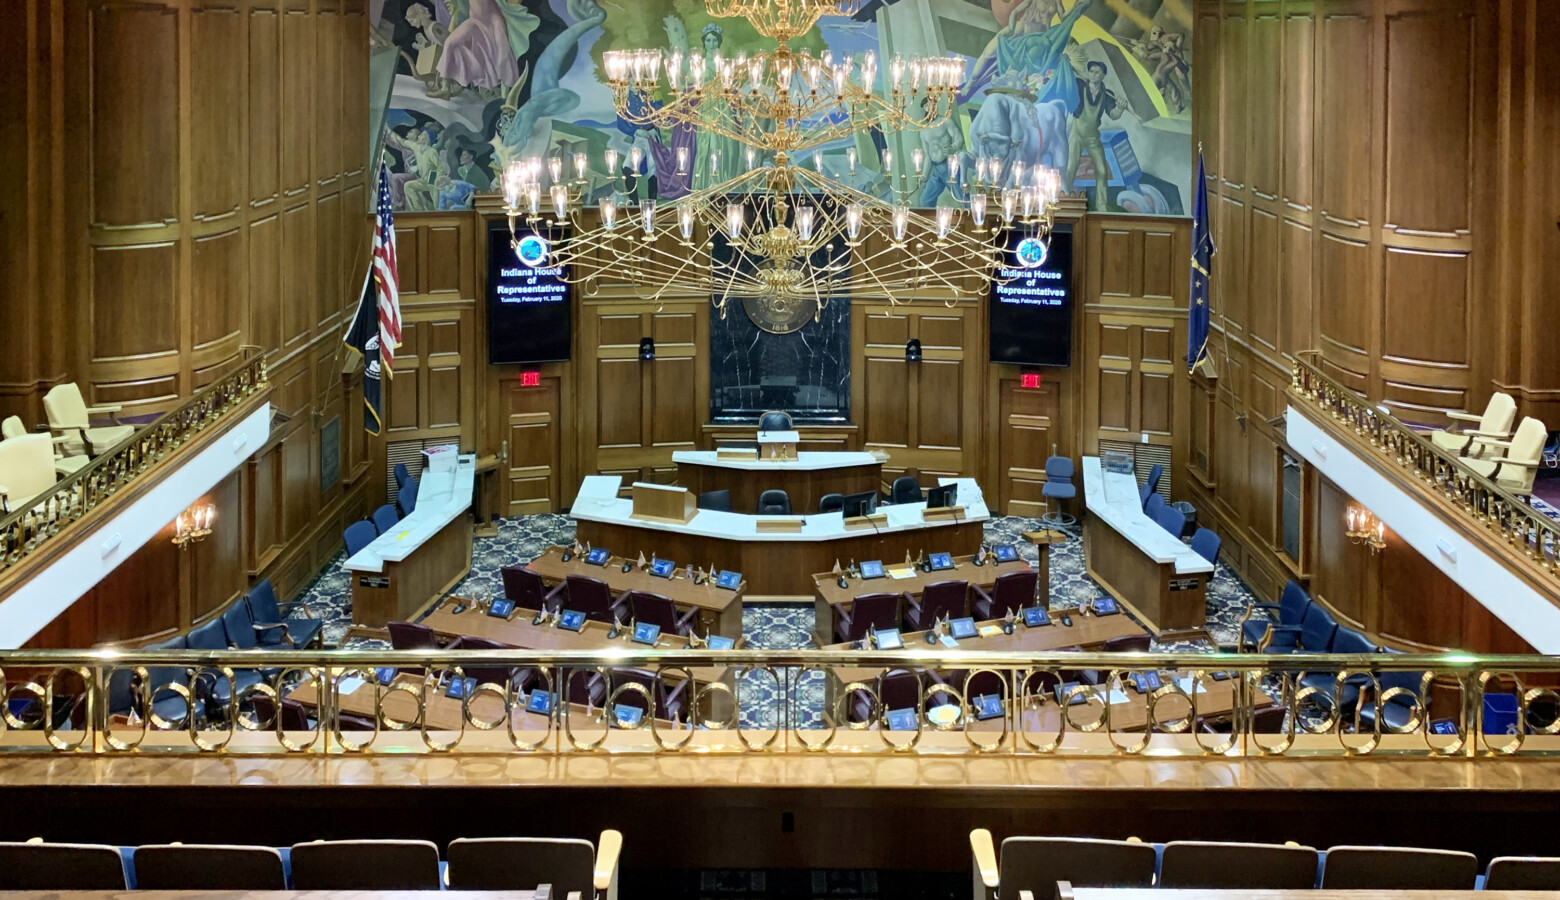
20 0 374 647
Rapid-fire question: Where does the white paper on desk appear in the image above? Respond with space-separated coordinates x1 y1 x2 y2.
938 634 959 648
1105 689 1131 704
1174 676 1209 694
335 677 366 694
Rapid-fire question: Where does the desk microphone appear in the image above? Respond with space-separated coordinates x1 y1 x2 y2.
621 560 634 573
836 575 849 589
560 548 574 562
1059 614 1073 627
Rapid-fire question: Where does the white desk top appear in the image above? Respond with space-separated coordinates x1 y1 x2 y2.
671 449 882 472
1082 457 1214 575
571 476 989 543
344 454 476 573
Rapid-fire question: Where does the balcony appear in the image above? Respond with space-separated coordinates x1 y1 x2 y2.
1288 355 1560 652
0 352 271 646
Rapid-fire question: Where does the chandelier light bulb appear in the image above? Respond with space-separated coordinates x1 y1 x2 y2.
551 184 568 219
689 52 704 88
796 206 815 242
846 147 857 175
1021 186 1035 218
911 147 924 174
630 146 643 171
846 203 863 240
1001 188 1017 224
861 50 877 94
936 205 954 239
601 196 617 229
807 61 822 92
667 50 684 89
975 157 989 183
641 198 656 235
889 54 906 92
525 182 541 216
548 156 563 184
832 64 848 96
726 203 744 240
910 58 923 91
573 152 587 178
891 205 909 241
679 201 695 239
604 149 618 174
1012 159 1025 186
501 161 523 208
971 192 987 226
882 149 893 178
746 147 758 171
812 150 824 174
947 155 960 180
677 146 689 175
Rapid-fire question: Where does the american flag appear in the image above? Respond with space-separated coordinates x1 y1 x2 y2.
371 163 402 377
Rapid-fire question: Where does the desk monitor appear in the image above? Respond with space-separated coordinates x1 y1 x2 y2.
707 634 736 650
925 483 957 510
842 491 878 518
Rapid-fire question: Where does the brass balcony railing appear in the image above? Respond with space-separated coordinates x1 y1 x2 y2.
1290 354 1560 582
2 647 1558 758
0 350 269 574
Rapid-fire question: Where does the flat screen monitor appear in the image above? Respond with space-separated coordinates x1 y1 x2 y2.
841 491 878 518
925 483 957 509
989 226 1074 367
487 220 571 364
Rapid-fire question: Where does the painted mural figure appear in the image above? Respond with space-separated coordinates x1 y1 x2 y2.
439 0 521 94
1125 25 1190 114
1066 60 1129 211
963 0 1093 112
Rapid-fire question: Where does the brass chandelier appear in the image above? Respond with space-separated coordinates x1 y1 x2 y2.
500 0 1064 324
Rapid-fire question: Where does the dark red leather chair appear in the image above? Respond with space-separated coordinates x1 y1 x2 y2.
564 574 629 624
905 580 969 631
834 592 900 643
388 620 439 650
971 569 1038 619
501 564 566 612
445 635 532 691
628 591 697 636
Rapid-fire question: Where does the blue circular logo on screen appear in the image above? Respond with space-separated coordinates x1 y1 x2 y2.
516 233 550 267
1015 236 1048 268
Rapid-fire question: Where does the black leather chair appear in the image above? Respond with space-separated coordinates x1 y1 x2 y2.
890 475 923 504
1320 845 1478 890
1484 857 1560 890
133 844 287 890
290 839 443 890
905 580 969 631
757 410 793 432
697 489 732 512
501 564 566 612
446 834 619 898
835 593 899 643
1158 840 1321 890
818 493 844 514
245 577 323 648
0 841 130 889
972 833 1157 900
564 574 629 624
756 489 791 515
1238 579 1312 652
628 590 697 636
971 569 1038 619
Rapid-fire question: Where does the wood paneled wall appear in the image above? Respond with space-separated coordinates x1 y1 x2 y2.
11 0 374 647
1187 0 1555 652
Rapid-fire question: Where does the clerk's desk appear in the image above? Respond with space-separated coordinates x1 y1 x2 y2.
673 448 883 514
1081 457 1213 636
571 476 990 597
345 455 475 627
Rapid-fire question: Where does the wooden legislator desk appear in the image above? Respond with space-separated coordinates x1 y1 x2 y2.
1081 457 1213 637
673 449 884 515
345 455 475 627
810 552 1044 647
572 476 989 598
525 545 745 639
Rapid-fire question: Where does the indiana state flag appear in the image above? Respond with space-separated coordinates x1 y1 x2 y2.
344 269 383 436
1186 151 1215 373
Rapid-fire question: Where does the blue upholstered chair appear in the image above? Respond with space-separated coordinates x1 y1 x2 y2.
371 503 399 535
396 475 419 518
344 520 377 557
1189 527 1221 565
1263 601 1339 654
1139 463 1164 508
1041 456 1077 526
1296 627 1376 713
1144 492 1167 519
139 634 193 726
1154 503 1187 537
890 475 923 505
185 616 263 712
393 461 412 488
756 489 791 515
245 578 323 648
1238 580 1312 652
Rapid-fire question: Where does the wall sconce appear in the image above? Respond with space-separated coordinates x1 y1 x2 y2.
172 503 214 550
1345 504 1386 554
639 337 655 361
905 338 922 362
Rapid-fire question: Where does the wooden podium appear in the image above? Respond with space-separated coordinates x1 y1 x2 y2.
756 430 799 461
629 482 697 524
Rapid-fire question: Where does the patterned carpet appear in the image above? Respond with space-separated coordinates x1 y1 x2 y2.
294 512 1259 727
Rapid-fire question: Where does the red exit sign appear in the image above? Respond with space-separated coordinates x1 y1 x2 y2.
519 371 541 387
1020 373 1042 389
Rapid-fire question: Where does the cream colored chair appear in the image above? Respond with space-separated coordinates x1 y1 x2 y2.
1430 391 1516 458
1464 416 1548 496
43 383 133 457
3 415 88 476
0 433 60 514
